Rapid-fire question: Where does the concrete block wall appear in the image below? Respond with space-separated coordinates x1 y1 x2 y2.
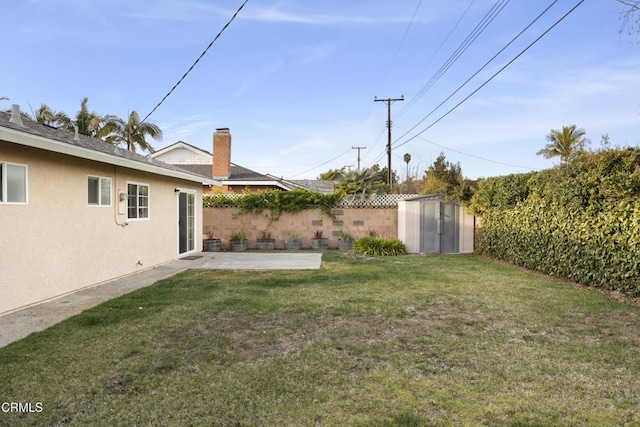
203 207 398 250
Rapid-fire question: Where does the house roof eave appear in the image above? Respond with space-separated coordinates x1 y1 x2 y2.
0 126 220 186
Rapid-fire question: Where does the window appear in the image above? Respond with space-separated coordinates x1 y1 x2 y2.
127 182 149 219
88 176 111 206
0 162 27 204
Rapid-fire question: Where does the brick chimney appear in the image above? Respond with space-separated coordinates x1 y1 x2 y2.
212 128 231 179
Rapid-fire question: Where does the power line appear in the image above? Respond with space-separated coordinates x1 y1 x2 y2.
394 0 585 151
141 0 249 124
379 0 423 85
394 0 560 146
395 0 510 120
419 0 477 77
287 148 353 178
395 125 538 170
394 0 477 119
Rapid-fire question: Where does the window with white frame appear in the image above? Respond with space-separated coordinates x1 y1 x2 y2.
127 182 149 219
0 161 27 204
88 176 112 206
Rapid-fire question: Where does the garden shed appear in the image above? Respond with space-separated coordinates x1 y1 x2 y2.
398 195 474 254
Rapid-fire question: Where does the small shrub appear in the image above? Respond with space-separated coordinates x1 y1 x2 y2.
230 230 247 241
339 231 353 241
313 230 324 239
353 237 406 256
257 230 272 240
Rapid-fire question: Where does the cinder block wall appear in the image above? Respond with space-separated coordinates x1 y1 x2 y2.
203 207 398 250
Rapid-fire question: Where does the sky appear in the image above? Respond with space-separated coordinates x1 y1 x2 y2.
2 0 639 180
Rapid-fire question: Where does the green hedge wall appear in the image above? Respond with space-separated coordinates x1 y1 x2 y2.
475 148 640 296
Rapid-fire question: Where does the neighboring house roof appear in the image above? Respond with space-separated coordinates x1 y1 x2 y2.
152 139 298 191
152 137 336 193
0 109 220 186
152 141 212 164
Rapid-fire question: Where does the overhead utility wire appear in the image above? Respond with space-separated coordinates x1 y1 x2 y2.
394 0 477 119
141 0 249 123
379 0 423 85
394 0 559 146
397 0 509 118
395 0 510 120
287 148 353 178
393 0 585 151
394 126 537 170
364 0 423 168
419 0 476 79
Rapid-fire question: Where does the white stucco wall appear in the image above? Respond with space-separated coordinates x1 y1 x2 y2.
0 142 203 314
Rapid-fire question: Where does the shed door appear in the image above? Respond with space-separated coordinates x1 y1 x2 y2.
420 201 459 253
420 201 440 253
440 202 459 253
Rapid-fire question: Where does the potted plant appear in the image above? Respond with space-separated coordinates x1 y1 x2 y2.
285 232 302 250
338 231 353 251
230 230 248 252
256 229 276 250
311 229 329 250
203 229 221 252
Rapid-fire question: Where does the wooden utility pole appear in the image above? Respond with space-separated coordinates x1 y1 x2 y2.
374 96 404 187
351 146 366 171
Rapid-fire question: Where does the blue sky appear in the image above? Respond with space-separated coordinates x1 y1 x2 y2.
3 0 638 180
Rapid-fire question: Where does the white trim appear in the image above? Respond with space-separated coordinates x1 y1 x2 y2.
87 175 112 207
0 161 28 205
176 188 198 257
126 181 150 221
152 141 211 158
0 127 219 186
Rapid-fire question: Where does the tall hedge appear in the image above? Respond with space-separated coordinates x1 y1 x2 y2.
474 148 640 296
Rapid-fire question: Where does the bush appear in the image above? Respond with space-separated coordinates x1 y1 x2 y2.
475 148 640 296
202 189 342 220
353 237 406 256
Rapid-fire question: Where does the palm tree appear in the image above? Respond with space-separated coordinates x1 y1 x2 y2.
403 153 411 181
536 125 587 163
336 168 387 198
33 104 71 128
102 111 162 153
67 97 105 138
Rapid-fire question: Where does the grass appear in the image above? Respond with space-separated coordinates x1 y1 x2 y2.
2 253 640 426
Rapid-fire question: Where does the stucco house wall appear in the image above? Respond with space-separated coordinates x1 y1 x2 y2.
0 108 211 314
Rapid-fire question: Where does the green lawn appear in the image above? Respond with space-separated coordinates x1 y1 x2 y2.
2 253 640 426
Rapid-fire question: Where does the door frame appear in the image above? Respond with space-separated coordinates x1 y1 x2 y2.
177 189 197 256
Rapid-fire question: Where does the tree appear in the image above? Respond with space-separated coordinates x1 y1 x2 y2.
68 97 106 138
403 153 411 182
32 103 71 128
102 111 162 153
317 168 345 180
421 152 464 198
617 0 640 40
335 168 387 197
536 125 588 163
